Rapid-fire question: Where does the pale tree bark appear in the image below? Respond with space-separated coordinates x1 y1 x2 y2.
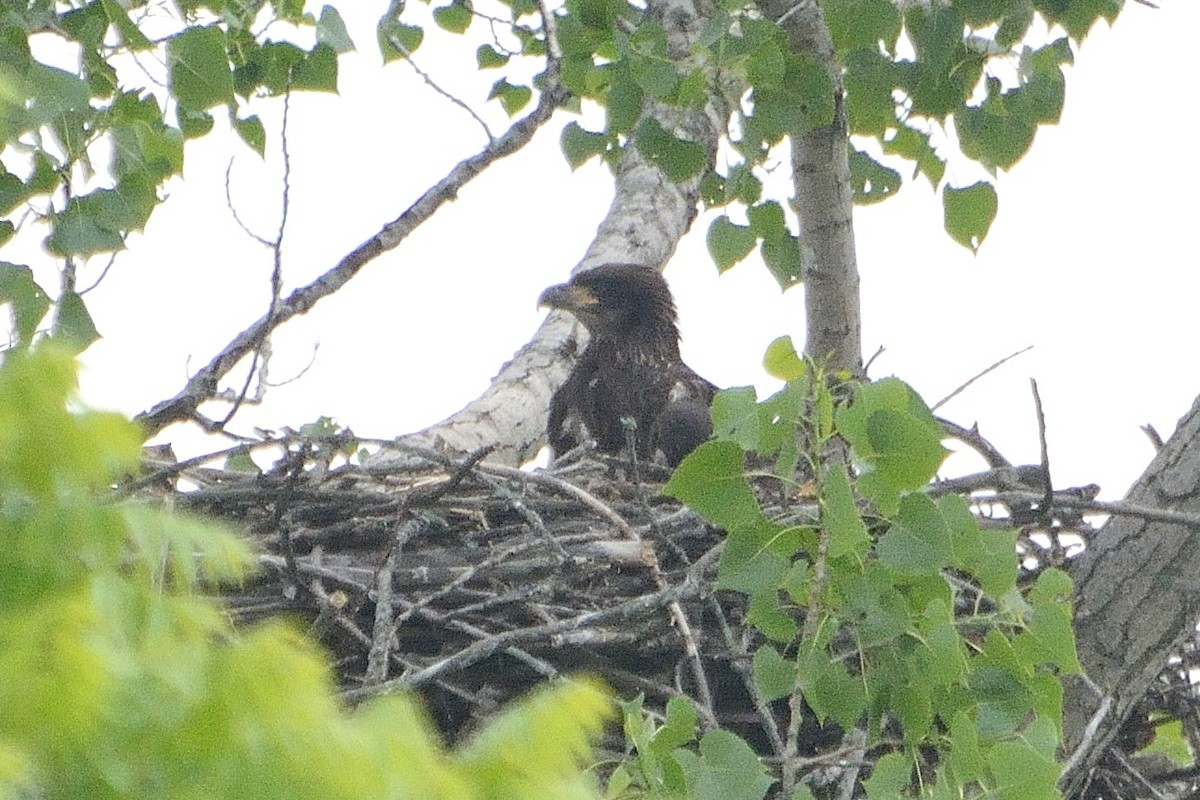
1060 393 1200 794
374 0 723 466
756 0 863 376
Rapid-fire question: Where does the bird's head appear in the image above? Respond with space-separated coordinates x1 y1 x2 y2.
538 263 678 339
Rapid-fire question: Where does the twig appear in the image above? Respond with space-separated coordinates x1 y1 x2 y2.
342 573 704 701
1141 424 1164 452
365 518 421 684
217 89 294 429
931 345 1033 411
390 38 495 143
1030 378 1054 514
937 416 1011 470
481 462 637 539
993 491 1200 529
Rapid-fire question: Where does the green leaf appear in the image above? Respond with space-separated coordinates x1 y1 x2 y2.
1028 566 1072 607
986 738 1061 799
46 205 124 257
488 79 532 116
629 55 679 100
760 235 803 289
177 106 213 139
665 441 760 530
746 200 786 240
746 54 834 143
796 645 867 728
316 5 356 53
0 262 50 346
996 2 1035 48
864 752 911 800
1142 719 1193 765
837 378 947 516
61 2 108 48
651 695 698 756
843 48 898 135
1033 0 1120 41
762 336 805 382
942 493 1017 597
843 565 910 646
902 6 983 118
970 665 1030 739
943 181 998 253
560 122 607 169
292 43 338 93
378 19 424 62
711 386 760 451
879 493 953 578
707 216 756 271
822 464 870 561
476 44 509 69
882 125 945 188
823 0 902 53
634 118 707 182
948 710 986 783
752 644 795 701
718 521 798 595
745 39 786 89
748 590 798 642
233 114 266 157
726 164 763 205
26 63 92 124
100 0 154 50
1018 603 1081 674
0 172 25 215
848 149 901 205
955 85 1036 170
674 729 776 800
52 291 100 353
434 0 473 34
167 26 234 110
0 221 13 247
606 76 643 134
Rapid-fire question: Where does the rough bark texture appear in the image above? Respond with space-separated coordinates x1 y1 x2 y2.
756 0 862 376
1062 392 1200 793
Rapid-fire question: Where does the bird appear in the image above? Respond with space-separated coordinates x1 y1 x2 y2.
538 263 717 467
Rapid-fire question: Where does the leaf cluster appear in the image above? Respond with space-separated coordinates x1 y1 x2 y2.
663 340 1081 799
0 345 612 798
0 0 350 353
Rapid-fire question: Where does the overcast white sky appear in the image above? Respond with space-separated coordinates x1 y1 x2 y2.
32 1 1196 500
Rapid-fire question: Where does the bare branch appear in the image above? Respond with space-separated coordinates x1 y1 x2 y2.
136 80 569 437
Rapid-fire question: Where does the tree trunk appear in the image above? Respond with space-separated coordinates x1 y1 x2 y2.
756 0 862 376
1061 391 1200 793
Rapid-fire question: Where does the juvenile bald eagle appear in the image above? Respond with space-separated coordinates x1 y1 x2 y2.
539 263 717 467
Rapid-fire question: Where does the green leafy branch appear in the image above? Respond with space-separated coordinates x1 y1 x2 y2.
0 344 613 798
663 338 1081 799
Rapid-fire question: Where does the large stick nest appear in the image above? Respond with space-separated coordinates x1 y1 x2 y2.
149 438 1200 798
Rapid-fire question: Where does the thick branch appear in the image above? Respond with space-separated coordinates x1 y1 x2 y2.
373 0 723 467
1061 390 1200 793
757 0 862 375
135 83 568 438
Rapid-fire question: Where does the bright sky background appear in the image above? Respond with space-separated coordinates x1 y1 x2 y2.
32 1 1196 500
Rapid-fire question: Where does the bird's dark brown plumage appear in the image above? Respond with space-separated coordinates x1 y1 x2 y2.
539 264 717 467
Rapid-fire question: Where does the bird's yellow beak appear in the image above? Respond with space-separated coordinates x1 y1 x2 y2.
538 283 598 312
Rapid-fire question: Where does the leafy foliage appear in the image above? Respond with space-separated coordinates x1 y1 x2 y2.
546 0 1115 273
0 1 344 353
665 348 1079 799
0 346 612 798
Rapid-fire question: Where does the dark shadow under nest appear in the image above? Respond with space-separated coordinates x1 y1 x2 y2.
148 441 1200 799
